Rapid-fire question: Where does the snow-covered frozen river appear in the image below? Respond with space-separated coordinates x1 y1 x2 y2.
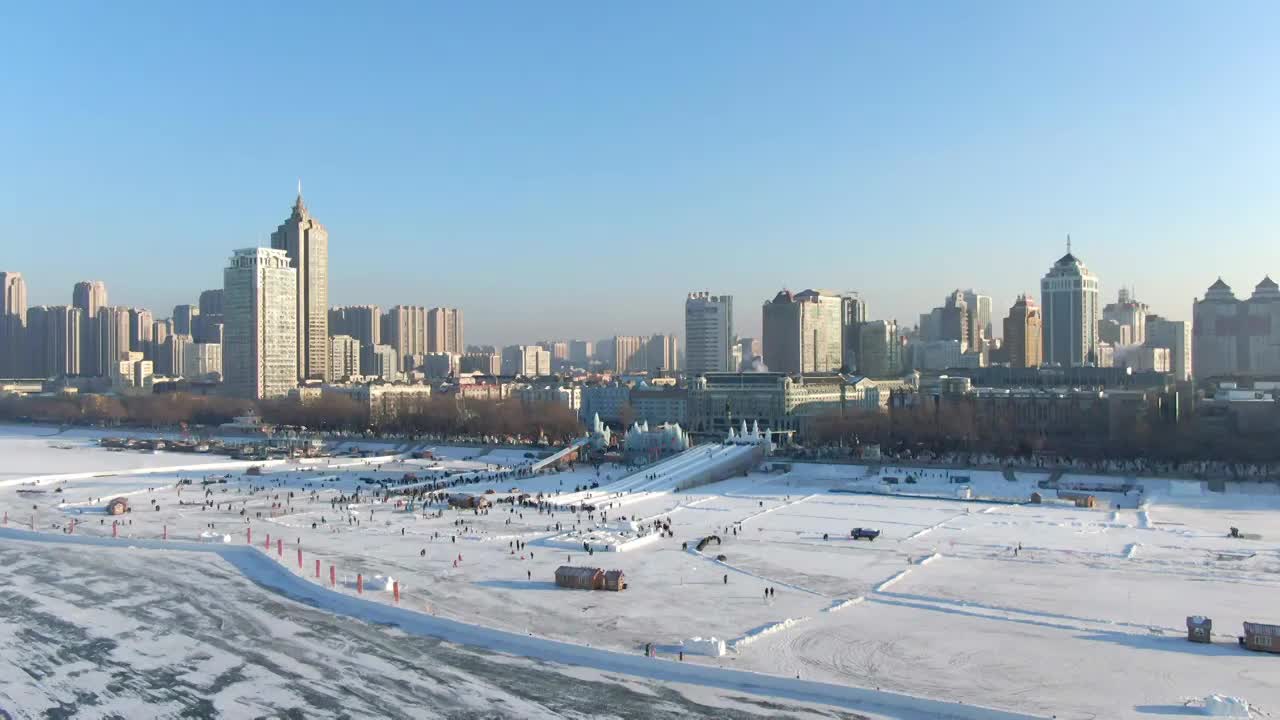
0 541 867 720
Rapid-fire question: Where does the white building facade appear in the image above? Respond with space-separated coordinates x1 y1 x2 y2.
223 248 298 399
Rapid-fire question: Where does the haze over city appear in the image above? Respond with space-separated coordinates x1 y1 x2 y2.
4 2 1278 345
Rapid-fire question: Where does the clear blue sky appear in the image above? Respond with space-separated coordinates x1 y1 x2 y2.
2 2 1276 345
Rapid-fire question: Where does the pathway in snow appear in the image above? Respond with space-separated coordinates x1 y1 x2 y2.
902 511 969 541
0 527 1043 720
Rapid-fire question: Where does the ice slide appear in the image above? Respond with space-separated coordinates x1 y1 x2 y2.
554 443 761 508
0 527 1046 720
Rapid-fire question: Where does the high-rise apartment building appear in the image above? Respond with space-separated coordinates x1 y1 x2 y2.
270 188 328 382
1145 315 1191 382
611 335 646 373
762 289 843 374
538 341 570 368
173 304 199 336
96 306 132 377
193 288 225 343
158 333 189 377
0 271 26 376
1040 243 1100 367
128 308 153 355
961 290 992 346
647 333 679 372
367 345 400 381
223 248 298 399
841 293 867 371
1102 288 1148 347
382 305 426 371
568 340 593 368
502 345 551 376
183 342 223 380
1002 295 1043 368
460 352 501 375
685 292 734 375
329 335 362 380
27 306 81 378
857 320 901 378
72 280 107 375
329 305 381 348
426 307 463 354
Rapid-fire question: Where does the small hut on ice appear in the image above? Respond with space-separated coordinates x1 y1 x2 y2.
555 566 604 590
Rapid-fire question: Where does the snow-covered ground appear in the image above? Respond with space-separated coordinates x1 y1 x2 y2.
2 423 1278 719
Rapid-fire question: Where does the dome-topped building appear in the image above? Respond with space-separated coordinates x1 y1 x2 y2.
1193 276 1280 380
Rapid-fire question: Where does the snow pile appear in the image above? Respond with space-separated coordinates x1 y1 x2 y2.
824 597 865 613
1123 543 1140 559
730 617 810 651
915 552 942 567
364 575 396 592
680 636 726 657
199 531 231 543
1203 695 1250 717
875 570 912 592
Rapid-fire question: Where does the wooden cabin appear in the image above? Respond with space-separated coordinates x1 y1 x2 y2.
1243 622 1279 653
555 566 604 590
604 569 627 591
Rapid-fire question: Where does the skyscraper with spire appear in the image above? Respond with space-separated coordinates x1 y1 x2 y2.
270 183 329 382
1040 236 1100 367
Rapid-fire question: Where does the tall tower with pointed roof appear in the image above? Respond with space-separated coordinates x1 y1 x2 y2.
270 186 329 382
1039 240 1100 367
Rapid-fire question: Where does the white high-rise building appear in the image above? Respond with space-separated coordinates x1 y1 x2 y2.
183 342 223 380
502 345 551 376
762 289 843 374
26 305 81 378
223 248 297 399
329 335 362 380
96 306 132 378
0 271 27 377
684 292 734 375
72 280 108 376
1102 288 1148 347
426 307 464 354
270 187 328 382
1040 240 1101 366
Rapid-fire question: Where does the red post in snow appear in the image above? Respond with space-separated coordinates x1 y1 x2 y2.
3 511 7 524
163 525 167 540
265 533 271 551
247 527 252 545
330 565 336 587
69 518 75 534
297 547 303 569
112 521 118 538
30 515 35 530
393 581 400 603
315 558 321 578
277 538 283 557
357 574 363 594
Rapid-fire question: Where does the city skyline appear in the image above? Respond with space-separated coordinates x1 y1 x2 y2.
1 226 1238 349
4 4 1277 343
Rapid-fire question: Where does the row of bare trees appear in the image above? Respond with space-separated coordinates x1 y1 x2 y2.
0 393 584 445
807 403 1280 464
